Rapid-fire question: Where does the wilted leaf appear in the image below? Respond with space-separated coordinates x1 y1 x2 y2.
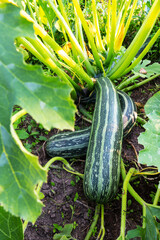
0 206 23 240
138 91 160 170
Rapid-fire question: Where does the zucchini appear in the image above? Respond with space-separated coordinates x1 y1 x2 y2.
45 91 137 158
45 128 90 158
83 77 123 203
118 90 137 137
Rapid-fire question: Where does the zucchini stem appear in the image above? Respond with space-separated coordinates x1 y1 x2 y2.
121 73 160 92
121 159 146 206
97 204 105 239
136 116 147 125
120 167 136 239
153 184 160 206
79 104 93 120
84 204 101 240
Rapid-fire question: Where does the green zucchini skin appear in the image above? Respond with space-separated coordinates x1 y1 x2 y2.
45 128 90 158
118 90 137 137
83 77 123 203
45 91 137 158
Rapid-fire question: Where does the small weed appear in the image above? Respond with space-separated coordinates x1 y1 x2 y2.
16 129 29 140
87 208 92 217
53 223 63 233
128 199 132 207
70 205 75 219
51 182 56 187
75 176 80 183
74 192 79 202
61 211 65 219
53 223 77 240
51 189 56 195
73 221 78 229
70 180 76 186
133 180 140 187
115 193 122 201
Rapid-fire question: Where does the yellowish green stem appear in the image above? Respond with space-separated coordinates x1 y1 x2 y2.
20 10 94 89
123 28 160 76
106 0 117 64
92 0 105 52
72 0 103 71
109 0 160 79
120 168 136 239
48 0 95 76
84 204 101 240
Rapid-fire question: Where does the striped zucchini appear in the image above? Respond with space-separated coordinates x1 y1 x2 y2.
45 128 90 158
83 77 123 203
80 89 137 137
45 91 137 158
118 90 137 137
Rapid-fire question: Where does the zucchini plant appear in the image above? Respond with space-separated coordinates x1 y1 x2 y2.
0 0 160 239
45 90 137 158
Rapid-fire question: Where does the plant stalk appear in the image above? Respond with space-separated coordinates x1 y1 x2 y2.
48 0 95 76
122 73 160 92
136 116 147 125
109 0 160 79
98 204 105 239
120 167 136 239
153 185 160 206
122 28 160 75
92 0 105 52
72 0 103 71
106 0 117 64
121 159 146 206
84 204 101 240
117 74 140 90
20 10 94 89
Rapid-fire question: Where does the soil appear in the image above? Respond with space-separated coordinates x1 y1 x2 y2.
24 78 160 240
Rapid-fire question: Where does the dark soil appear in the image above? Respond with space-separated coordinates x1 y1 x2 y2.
24 78 160 240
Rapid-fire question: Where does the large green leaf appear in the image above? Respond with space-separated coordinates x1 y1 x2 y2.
0 3 76 222
144 205 160 240
138 91 160 170
0 206 23 240
126 205 160 240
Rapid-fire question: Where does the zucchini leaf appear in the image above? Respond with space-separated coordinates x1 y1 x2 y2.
126 205 160 240
0 3 76 222
133 60 160 78
0 206 23 240
138 91 160 170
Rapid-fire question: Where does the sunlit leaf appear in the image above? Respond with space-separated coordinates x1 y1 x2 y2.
114 23 125 52
0 3 76 222
86 20 96 37
39 6 48 25
133 60 160 78
62 42 72 54
138 91 160 170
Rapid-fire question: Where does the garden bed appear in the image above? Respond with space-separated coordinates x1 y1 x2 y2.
24 78 160 240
